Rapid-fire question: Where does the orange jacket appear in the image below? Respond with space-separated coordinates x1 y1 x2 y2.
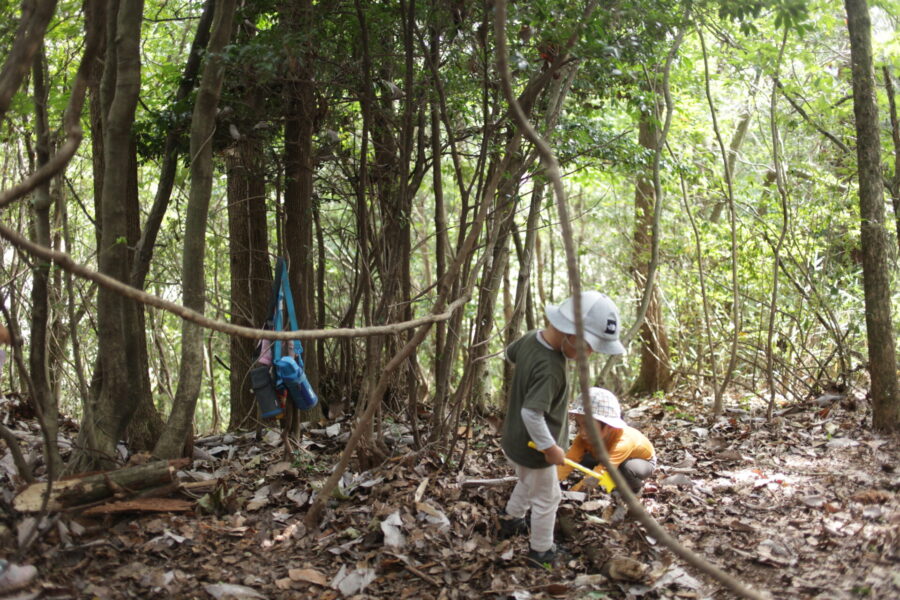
558 425 655 484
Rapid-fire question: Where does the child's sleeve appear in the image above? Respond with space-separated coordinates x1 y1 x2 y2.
521 407 555 450
557 434 587 480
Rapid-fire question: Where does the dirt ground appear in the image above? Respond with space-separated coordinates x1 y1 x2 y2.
1 387 898 599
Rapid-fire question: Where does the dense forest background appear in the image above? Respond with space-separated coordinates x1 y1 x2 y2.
0 0 899 598
0 0 898 484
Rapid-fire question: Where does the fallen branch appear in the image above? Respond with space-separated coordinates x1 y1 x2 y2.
80 497 194 516
459 476 518 488
13 458 189 512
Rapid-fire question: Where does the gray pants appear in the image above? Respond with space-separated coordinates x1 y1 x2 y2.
581 454 656 493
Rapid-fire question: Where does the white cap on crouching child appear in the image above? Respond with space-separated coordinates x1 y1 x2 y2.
545 291 625 355
569 387 626 429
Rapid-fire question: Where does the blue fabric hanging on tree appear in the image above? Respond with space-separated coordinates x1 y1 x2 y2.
250 258 318 418
271 258 318 410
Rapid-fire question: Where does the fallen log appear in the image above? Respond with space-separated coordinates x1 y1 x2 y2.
13 458 189 512
81 497 194 516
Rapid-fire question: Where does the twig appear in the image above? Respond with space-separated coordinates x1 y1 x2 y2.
402 562 441 587
459 476 518 488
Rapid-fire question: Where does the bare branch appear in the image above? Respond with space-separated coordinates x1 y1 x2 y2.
0 0 58 120
0 222 469 340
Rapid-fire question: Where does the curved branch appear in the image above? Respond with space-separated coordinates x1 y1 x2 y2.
0 0 58 119
0 222 470 341
0 0 99 212
0 135 81 210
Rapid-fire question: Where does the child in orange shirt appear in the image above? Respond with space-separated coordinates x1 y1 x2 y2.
558 387 656 494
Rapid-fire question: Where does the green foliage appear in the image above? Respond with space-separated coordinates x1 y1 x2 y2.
718 0 812 34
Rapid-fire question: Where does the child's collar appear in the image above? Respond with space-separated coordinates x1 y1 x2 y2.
535 330 555 350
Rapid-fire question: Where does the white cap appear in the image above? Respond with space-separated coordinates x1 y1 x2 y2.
545 291 625 355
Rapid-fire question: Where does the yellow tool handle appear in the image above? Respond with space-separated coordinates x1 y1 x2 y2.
528 441 616 492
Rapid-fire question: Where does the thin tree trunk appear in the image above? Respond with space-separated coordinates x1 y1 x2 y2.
699 27 741 416
883 66 900 252
278 0 323 432
709 70 760 223
765 34 790 420
630 98 671 396
29 45 62 478
154 0 237 458
123 137 160 452
428 24 448 408
845 0 900 432
226 140 259 430
131 0 215 289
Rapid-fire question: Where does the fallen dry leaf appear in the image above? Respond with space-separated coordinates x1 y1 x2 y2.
288 568 328 586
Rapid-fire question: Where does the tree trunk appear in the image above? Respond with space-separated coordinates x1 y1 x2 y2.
503 180 545 403
883 66 900 253
70 0 146 473
226 131 269 430
123 138 160 452
153 0 237 458
844 0 900 432
630 104 671 397
282 0 324 426
29 46 62 478
225 14 272 431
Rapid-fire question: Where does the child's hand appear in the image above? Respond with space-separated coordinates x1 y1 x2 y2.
543 444 565 466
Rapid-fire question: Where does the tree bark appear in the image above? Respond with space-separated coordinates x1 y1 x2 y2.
153 0 237 458
14 458 189 512
70 0 146 473
844 0 900 432
630 104 671 396
226 139 264 430
282 0 324 427
0 0 58 121
29 46 62 478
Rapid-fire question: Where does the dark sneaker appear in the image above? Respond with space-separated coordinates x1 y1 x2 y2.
499 515 528 539
526 546 560 569
610 504 628 524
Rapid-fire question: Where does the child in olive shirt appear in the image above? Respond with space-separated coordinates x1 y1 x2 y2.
500 291 625 567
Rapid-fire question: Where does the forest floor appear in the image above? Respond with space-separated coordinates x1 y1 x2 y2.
1 386 898 600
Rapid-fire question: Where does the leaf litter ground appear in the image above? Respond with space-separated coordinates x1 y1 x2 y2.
1 389 898 600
